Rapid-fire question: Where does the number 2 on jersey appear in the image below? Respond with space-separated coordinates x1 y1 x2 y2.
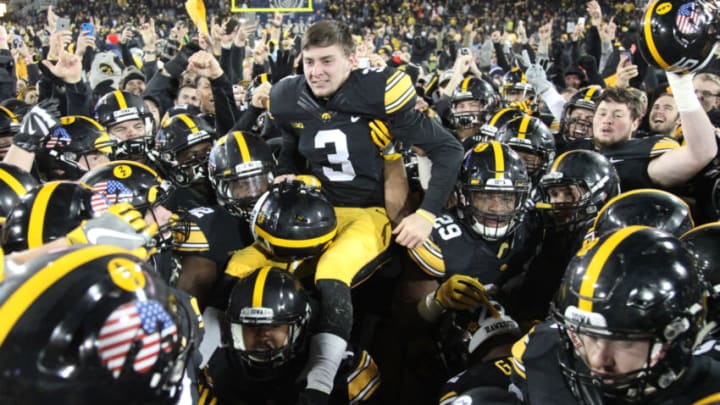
315 129 357 181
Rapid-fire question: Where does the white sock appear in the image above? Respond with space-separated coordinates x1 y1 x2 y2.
305 333 348 394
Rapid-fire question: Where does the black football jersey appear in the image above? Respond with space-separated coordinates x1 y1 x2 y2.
173 205 253 269
566 136 679 192
511 321 720 405
438 356 514 405
269 68 462 214
408 210 538 286
198 346 381 404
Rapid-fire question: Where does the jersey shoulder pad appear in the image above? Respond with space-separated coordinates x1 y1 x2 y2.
343 349 381 404
269 74 304 117
384 68 416 115
650 135 680 156
345 67 416 117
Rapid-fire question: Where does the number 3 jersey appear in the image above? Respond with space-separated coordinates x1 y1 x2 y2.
408 210 539 286
269 68 462 213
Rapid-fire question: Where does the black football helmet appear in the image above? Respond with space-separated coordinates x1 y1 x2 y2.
251 180 337 261
150 114 214 188
0 163 38 225
1 181 95 252
461 141 531 241
80 161 176 250
639 0 720 74
552 226 706 403
479 107 527 141
680 222 720 337
94 90 154 160
536 150 621 231
590 188 694 239
0 105 20 159
224 266 311 381
495 115 556 177
450 76 499 130
560 85 603 143
0 98 30 122
37 115 115 181
209 131 275 220
501 67 536 110
0 245 196 404
0 104 20 133
435 299 520 377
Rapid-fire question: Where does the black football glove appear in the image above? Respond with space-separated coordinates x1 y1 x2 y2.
13 98 61 153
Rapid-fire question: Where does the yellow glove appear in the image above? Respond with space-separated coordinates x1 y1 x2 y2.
369 119 401 160
434 274 497 313
66 203 159 253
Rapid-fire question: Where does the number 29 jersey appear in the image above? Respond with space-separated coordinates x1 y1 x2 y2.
408 210 538 286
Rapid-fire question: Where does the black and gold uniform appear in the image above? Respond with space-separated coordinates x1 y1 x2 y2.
198 345 381 405
174 206 253 269
268 67 462 287
507 227 720 404
566 135 679 191
409 141 537 287
409 211 537 287
510 321 720 405
200 266 381 405
271 67 461 213
438 356 514 405
173 205 254 308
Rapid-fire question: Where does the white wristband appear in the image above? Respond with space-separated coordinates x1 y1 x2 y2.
666 71 702 112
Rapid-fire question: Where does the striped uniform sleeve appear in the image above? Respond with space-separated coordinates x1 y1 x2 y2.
197 369 219 405
172 219 210 254
346 350 382 404
384 70 416 115
650 136 680 157
408 237 446 278
511 327 537 382
439 390 459 405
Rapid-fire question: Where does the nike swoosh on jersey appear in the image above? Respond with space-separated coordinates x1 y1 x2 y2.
351 116 360 123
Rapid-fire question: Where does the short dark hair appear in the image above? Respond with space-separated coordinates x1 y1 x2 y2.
596 87 643 121
301 20 355 56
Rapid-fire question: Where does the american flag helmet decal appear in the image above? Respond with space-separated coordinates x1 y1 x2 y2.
97 299 178 378
676 2 704 35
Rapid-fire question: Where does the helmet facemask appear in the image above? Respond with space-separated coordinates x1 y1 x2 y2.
562 106 596 143
213 169 273 220
463 185 526 241
553 309 701 404
537 179 594 231
451 98 488 131
229 304 310 381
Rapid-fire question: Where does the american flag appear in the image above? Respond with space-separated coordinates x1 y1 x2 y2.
676 2 702 35
97 300 178 378
45 127 72 149
90 179 135 213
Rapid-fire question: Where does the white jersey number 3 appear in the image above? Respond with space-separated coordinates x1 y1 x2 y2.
315 129 357 181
